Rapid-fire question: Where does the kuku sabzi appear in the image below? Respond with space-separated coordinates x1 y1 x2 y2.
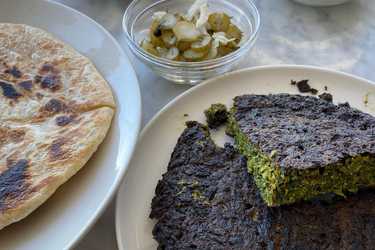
204 103 228 129
151 120 375 249
227 94 375 206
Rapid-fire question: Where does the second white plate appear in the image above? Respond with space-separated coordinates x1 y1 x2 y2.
116 65 375 250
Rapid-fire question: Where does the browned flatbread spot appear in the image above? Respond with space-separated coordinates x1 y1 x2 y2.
55 115 74 126
41 99 68 114
49 138 71 162
18 80 33 92
4 66 22 78
0 127 25 147
35 63 62 91
0 159 29 211
0 81 22 100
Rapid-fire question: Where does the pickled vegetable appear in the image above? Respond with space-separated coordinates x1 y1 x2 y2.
139 0 243 62
161 30 177 48
208 13 231 32
177 41 192 52
157 47 180 60
166 47 180 60
150 20 164 47
141 40 159 56
159 13 177 30
173 21 201 42
191 35 211 52
205 40 219 60
183 49 206 61
218 45 237 57
227 24 242 43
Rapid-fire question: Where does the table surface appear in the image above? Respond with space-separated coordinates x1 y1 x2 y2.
53 0 375 249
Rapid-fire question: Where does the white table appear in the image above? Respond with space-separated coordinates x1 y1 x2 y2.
55 0 375 249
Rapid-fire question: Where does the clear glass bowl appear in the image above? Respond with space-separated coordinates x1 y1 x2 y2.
123 0 260 85
293 0 352 6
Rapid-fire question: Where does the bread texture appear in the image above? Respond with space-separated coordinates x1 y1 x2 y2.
0 23 115 229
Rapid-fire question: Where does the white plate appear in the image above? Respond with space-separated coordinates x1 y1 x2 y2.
115 65 375 250
0 0 141 249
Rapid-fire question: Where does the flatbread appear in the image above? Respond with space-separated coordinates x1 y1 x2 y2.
0 23 116 229
0 23 115 121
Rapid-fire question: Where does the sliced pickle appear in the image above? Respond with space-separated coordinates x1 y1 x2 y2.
212 32 236 46
176 54 186 62
150 33 164 47
218 45 237 57
141 40 159 56
159 13 177 30
150 19 160 33
208 13 231 32
177 41 192 52
156 47 179 61
183 49 206 61
226 39 240 49
203 39 219 60
226 24 242 43
166 47 179 60
205 44 218 60
174 13 184 22
156 47 168 57
150 20 164 47
161 30 177 48
191 35 212 53
173 21 201 42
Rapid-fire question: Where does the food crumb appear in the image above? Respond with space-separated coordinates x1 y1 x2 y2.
291 79 318 95
364 93 369 106
204 103 228 129
324 86 328 91
184 114 189 117
319 92 333 103
310 88 318 95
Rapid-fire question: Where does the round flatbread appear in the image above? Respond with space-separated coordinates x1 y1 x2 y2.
0 23 116 229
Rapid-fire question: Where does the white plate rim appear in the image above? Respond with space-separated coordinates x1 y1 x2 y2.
115 64 374 250
44 0 142 249
42 1 142 249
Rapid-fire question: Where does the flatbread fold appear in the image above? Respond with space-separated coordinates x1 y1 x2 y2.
0 23 116 229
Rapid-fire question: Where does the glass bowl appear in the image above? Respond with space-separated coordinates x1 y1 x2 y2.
123 0 260 85
293 0 352 6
